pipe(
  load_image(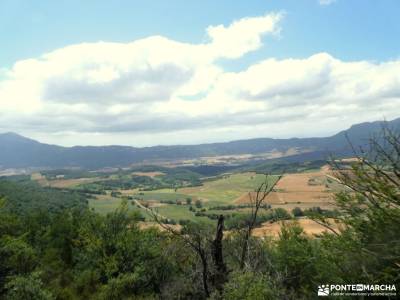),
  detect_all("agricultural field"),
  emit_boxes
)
[32,171,103,188]
[88,196,127,215]
[127,167,341,229]
[133,192,197,202]
[31,172,49,186]
[252,218,341,237]
[131,171,165,177]
[178,172,278,205]
[49,177,102,188]
[242,170,334,209]
[86,172,279,222]
[88,194,152,219]
[155,205,213,224]
[29,163,345,236]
